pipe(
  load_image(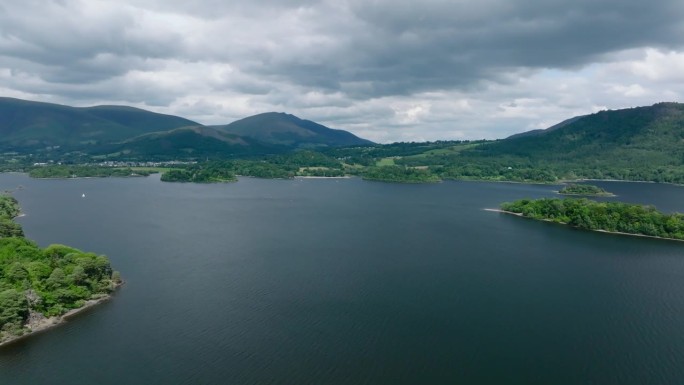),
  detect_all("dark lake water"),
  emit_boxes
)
[1,174,684,384]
